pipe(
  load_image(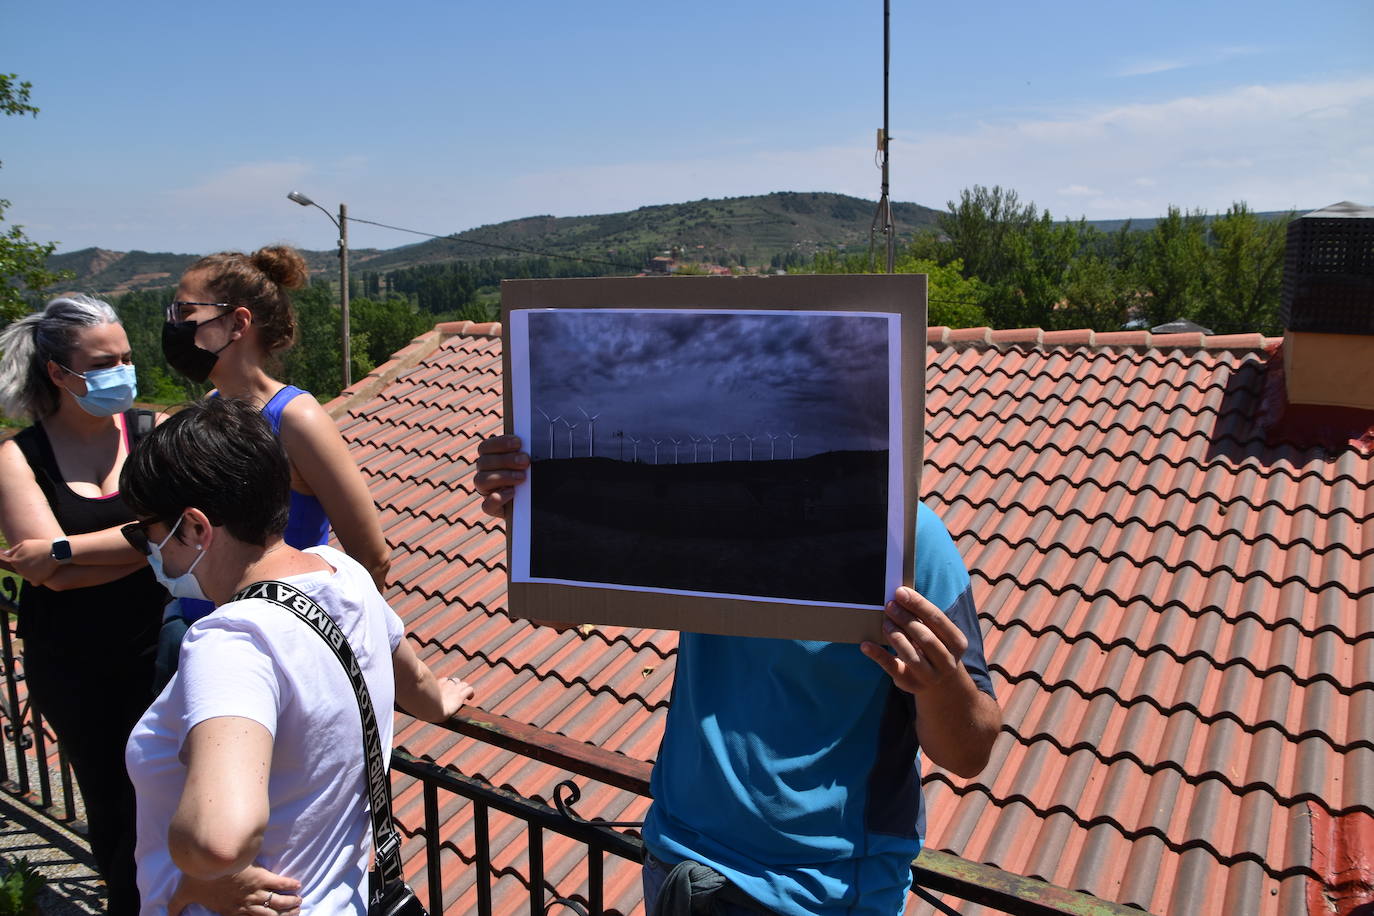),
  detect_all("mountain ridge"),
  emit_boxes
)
[45,191,1301,295]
